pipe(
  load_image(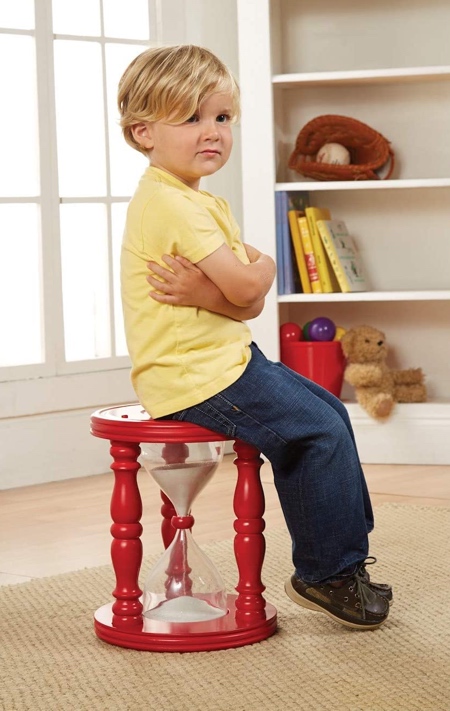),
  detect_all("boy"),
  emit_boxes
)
[118,44,392,630]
